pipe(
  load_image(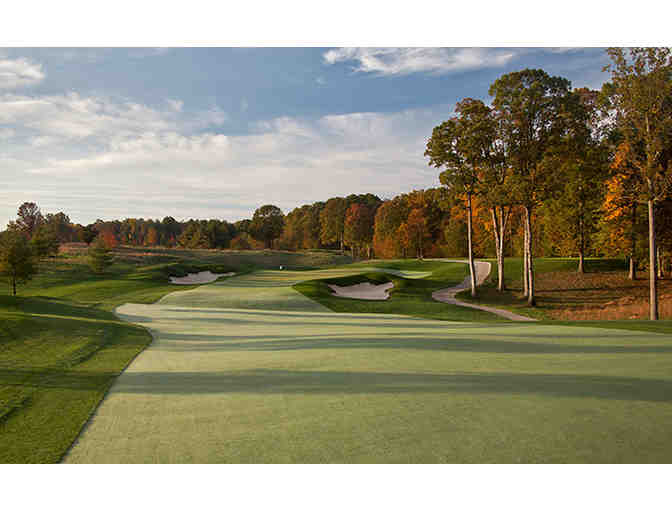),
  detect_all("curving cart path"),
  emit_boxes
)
[430,260,537,322]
